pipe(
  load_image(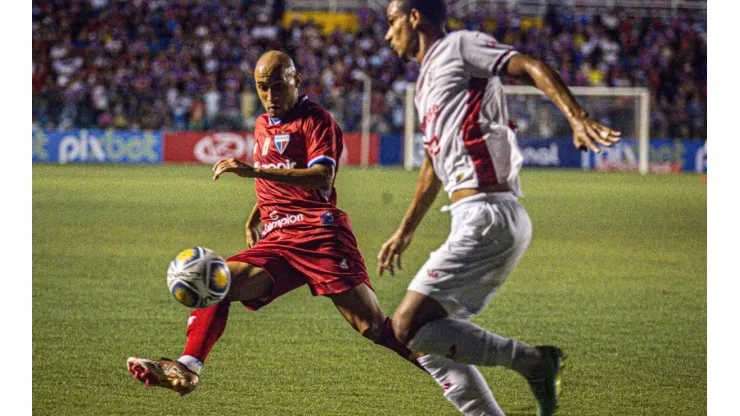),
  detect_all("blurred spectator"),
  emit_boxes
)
[31,1,706,140]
